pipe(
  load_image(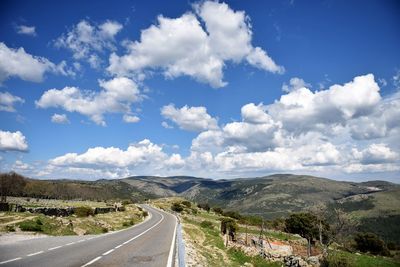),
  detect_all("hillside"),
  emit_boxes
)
[4,173,399,243]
